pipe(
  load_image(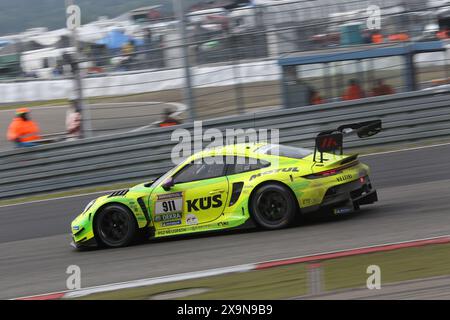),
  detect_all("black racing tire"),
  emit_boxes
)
[250,183,297,230]
[94,204,138,248]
